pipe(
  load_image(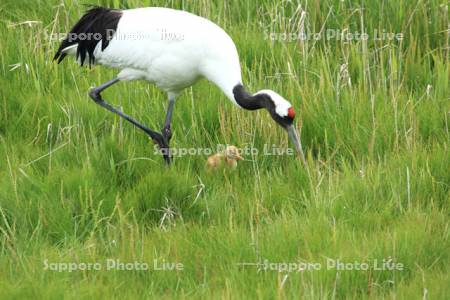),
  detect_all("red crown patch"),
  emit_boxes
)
[287,107,296,119]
